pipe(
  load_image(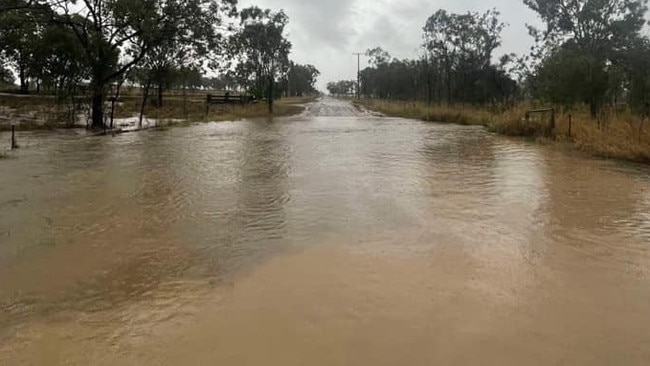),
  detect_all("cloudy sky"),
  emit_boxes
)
[239,0,543,90]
